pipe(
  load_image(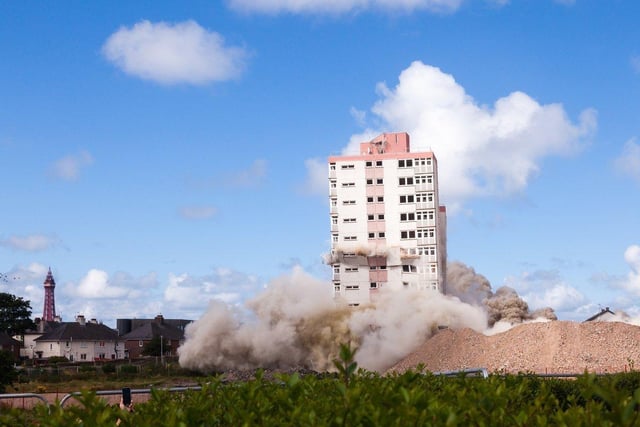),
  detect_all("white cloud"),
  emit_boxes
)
[613,138,640,184]
[188,159,268,189]
[504,268,586,313]
[522,283,586,312]
[226,159,267,187]
[228,0,463,14]
[164,269,262,315]
[631,55,640,74]
[616,245,640,296]
[75,269,129,299]
[0,234,58,252]
[350,107,367,126]
[102,20,247,85]
[49,150,93,181]
[300,158,328,195]
[179,206,218,220]
[0,263,49,314]
[347,61,596,211]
